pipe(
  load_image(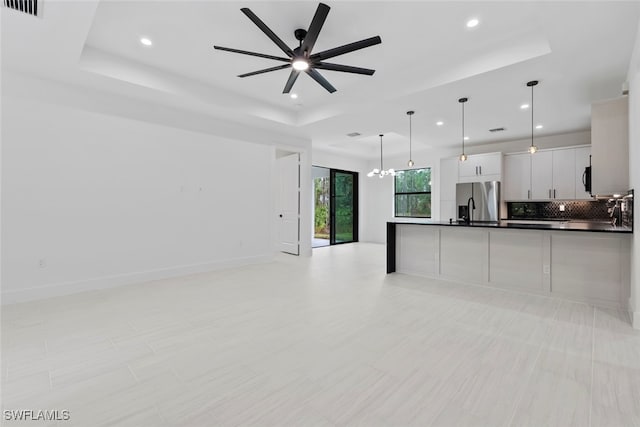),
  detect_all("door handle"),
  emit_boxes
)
[475,166,478,175]
[479,166,482,175]
[553,189,556,198]
[548,189,552,198]
[528,190,531,199]
[279,214,283,218]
